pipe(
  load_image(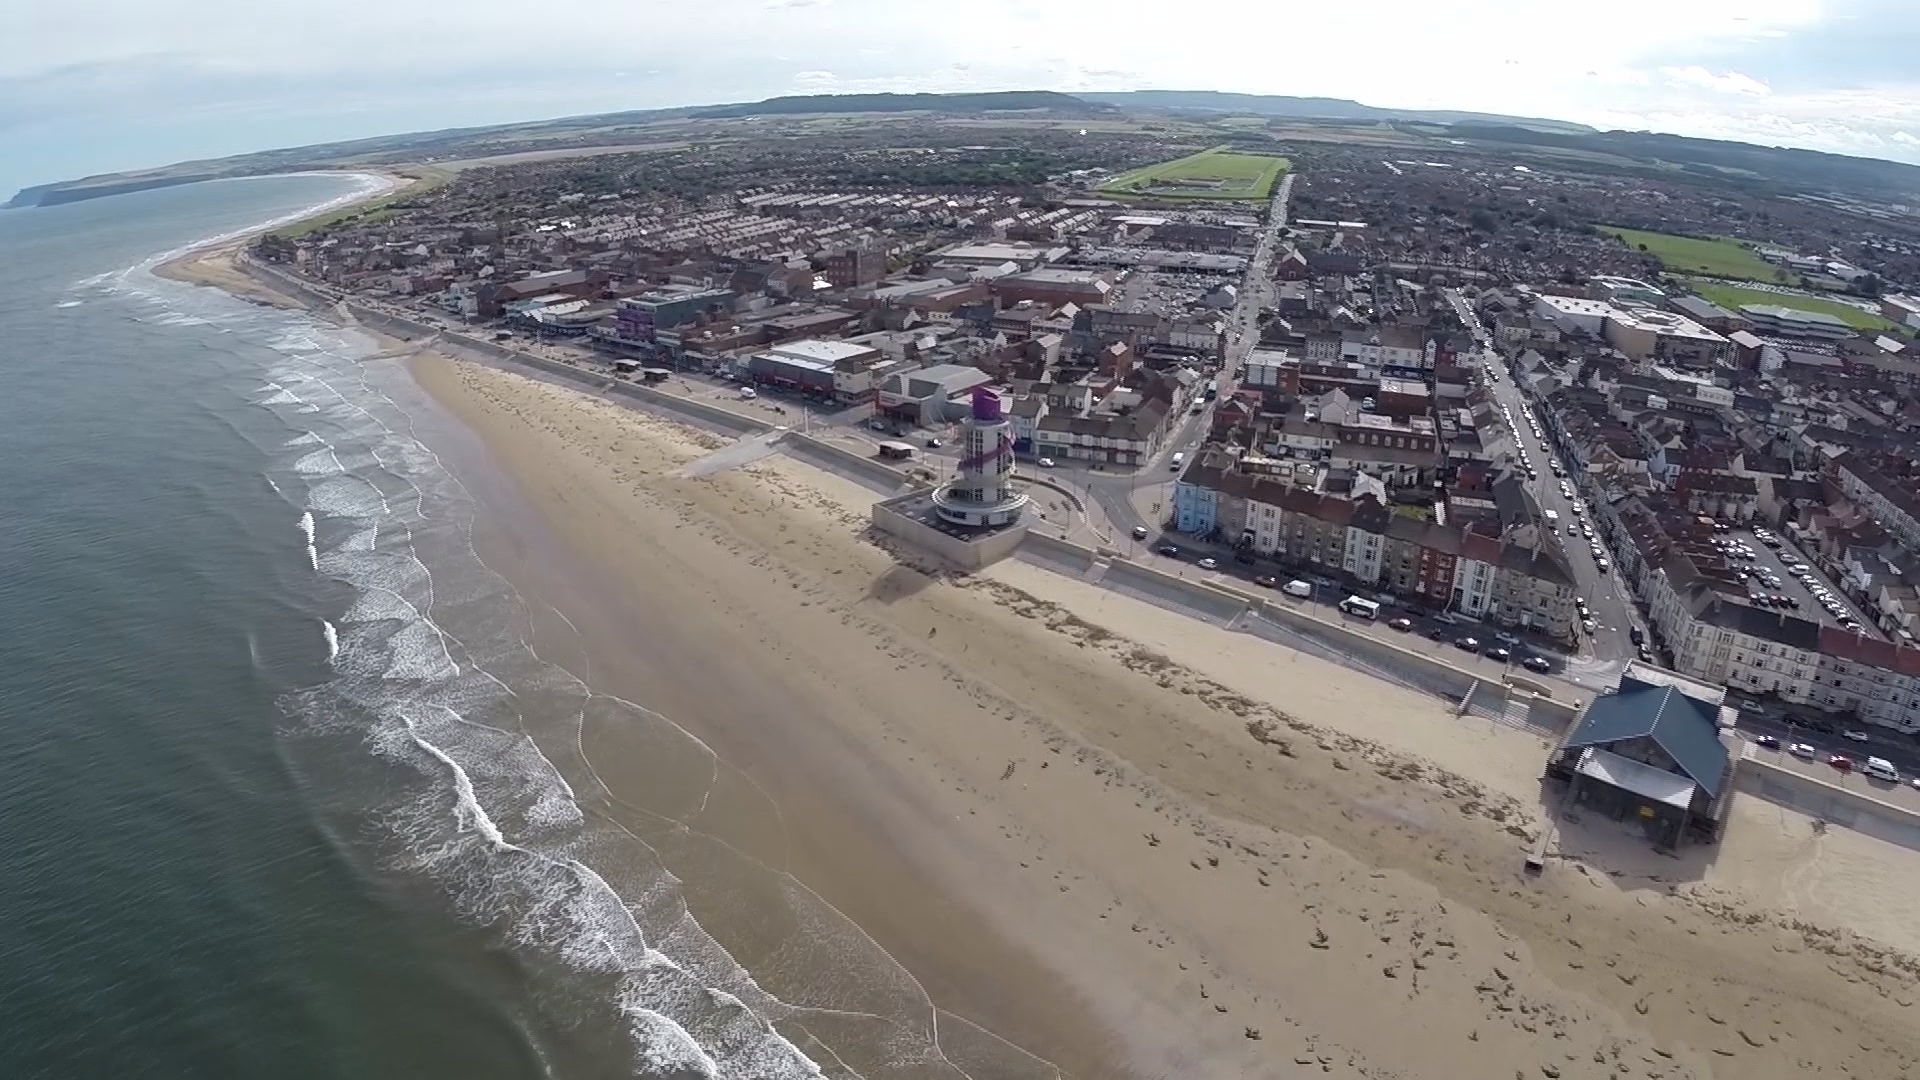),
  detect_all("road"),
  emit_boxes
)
[1444,289,1638,672]
[1075,172,1299,548]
